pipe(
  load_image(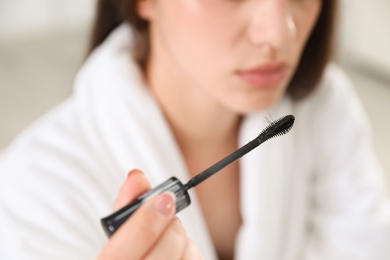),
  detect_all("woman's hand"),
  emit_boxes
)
[98,169,203,259]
